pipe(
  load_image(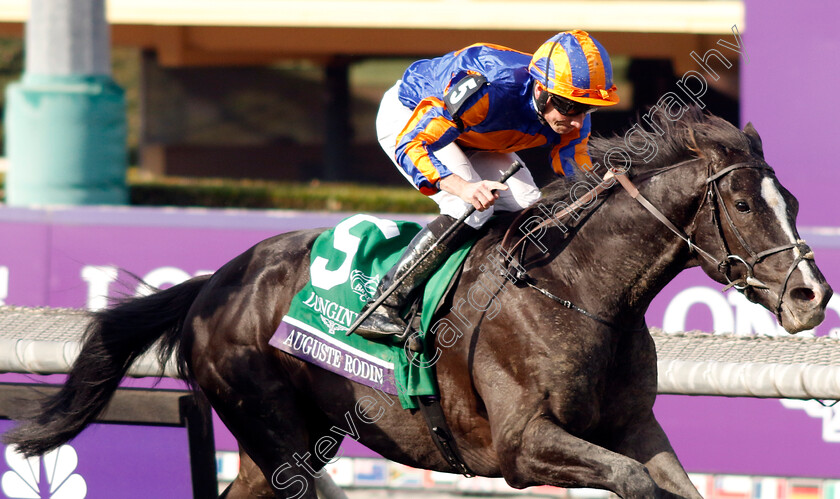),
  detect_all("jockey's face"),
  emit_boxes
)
[536,86,586,134]
[543,98,585,134]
